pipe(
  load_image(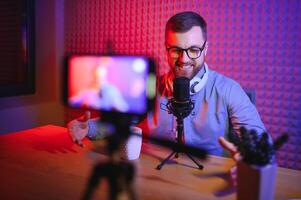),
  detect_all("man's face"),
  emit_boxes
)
[165,26,207,79]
